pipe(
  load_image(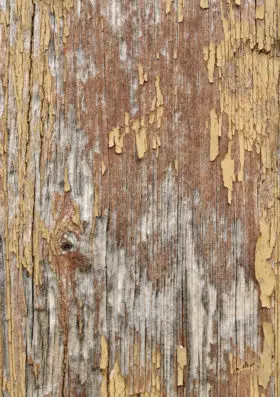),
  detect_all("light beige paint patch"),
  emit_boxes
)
[108,126,124,154]
[200,0,209,9]
[64,167,71,192]
[178,0,184,22]
[138,64,148,85]
[101,161,107,175]
[154,76,163,107]
[258,322,274,388]
[177,345,187,386]
[100,335,108,396]
[100,336,108,370]
[133,118,147,159]
[109,361,127,397]
[166,0,174,14]
[209,108,221,161]
[221,143,235,204]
